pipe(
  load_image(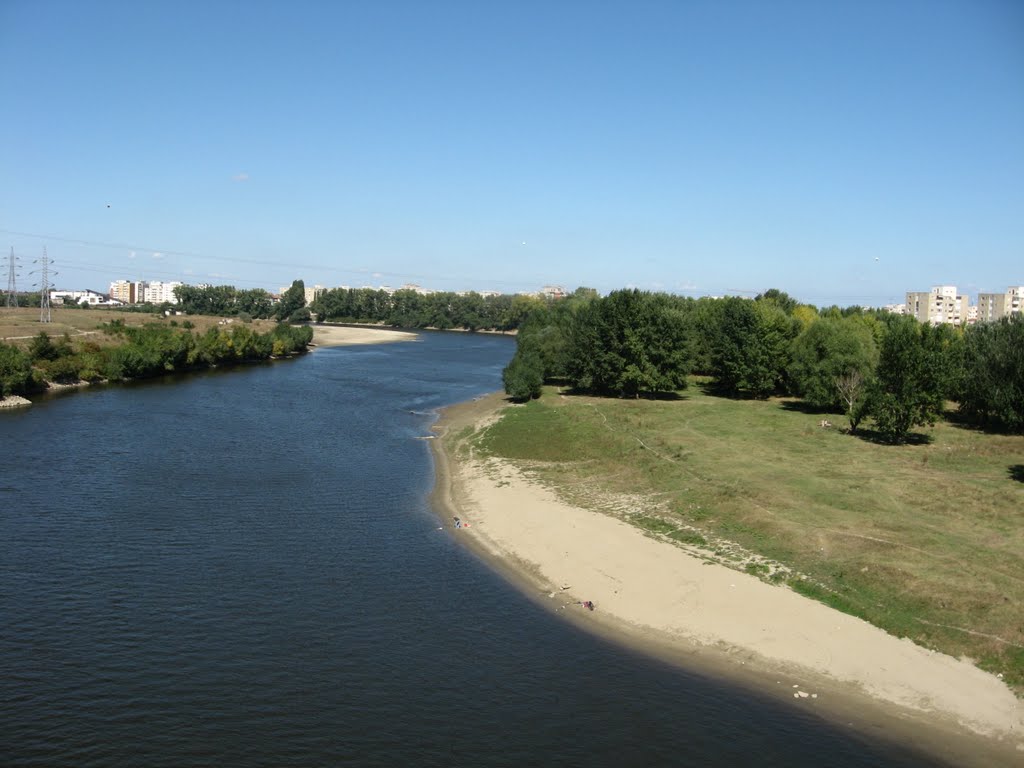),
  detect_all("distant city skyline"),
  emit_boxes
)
[1,2,1021,307]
